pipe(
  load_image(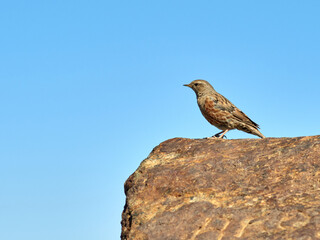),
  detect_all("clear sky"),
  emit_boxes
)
[1,1,320,239]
